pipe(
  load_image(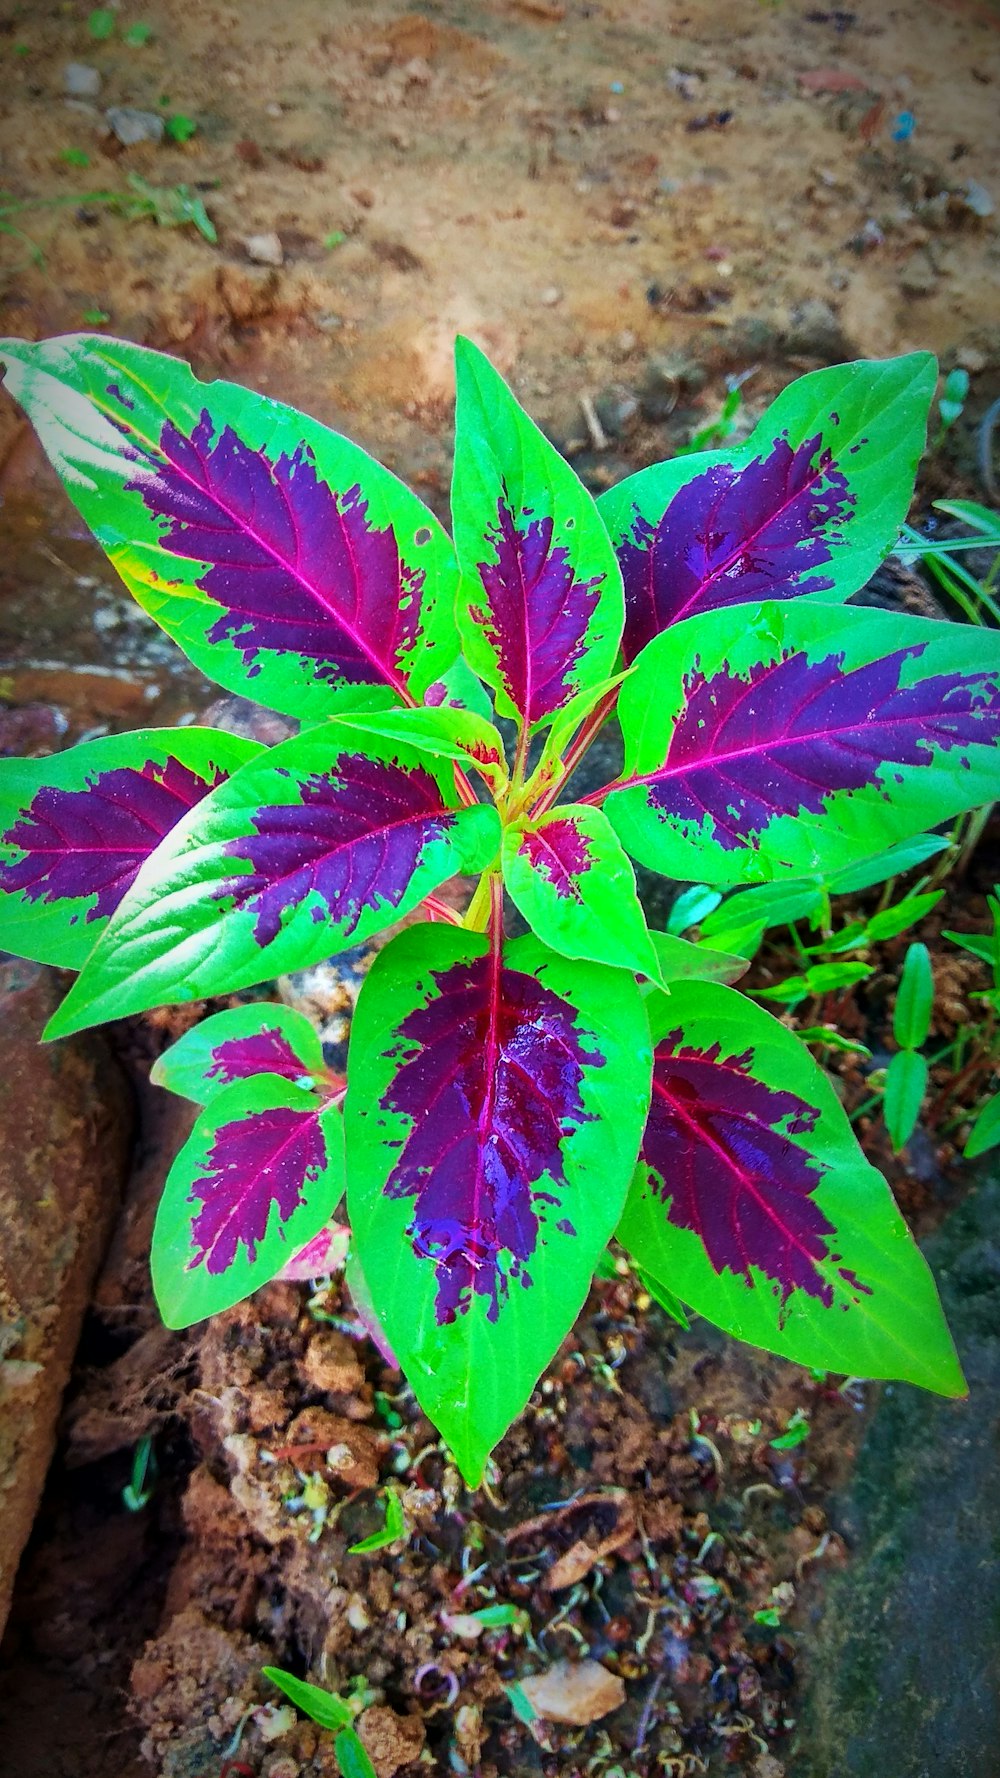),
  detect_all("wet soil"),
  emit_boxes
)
[1,2,1000,1775]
